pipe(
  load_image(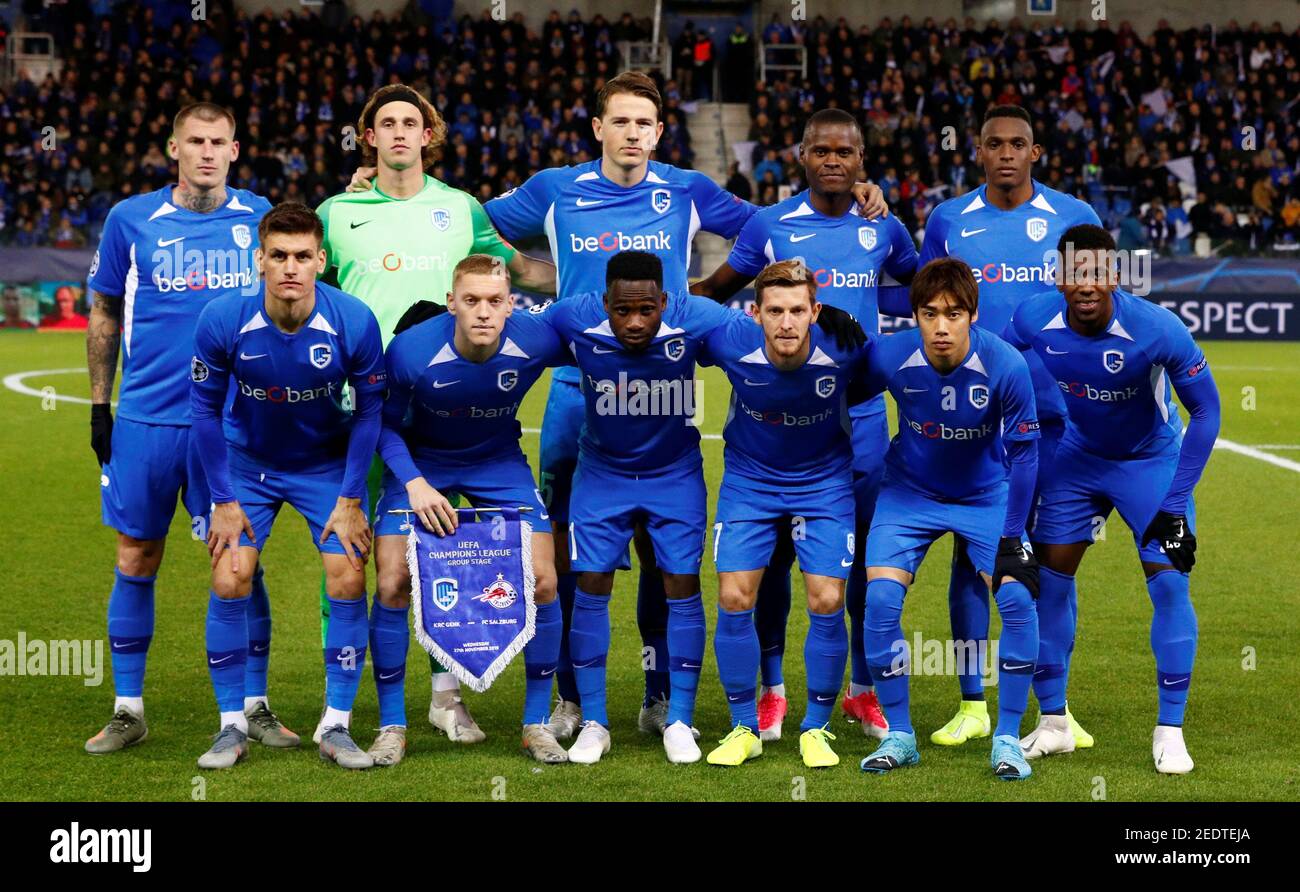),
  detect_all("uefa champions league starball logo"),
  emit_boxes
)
[474,573,518,609]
